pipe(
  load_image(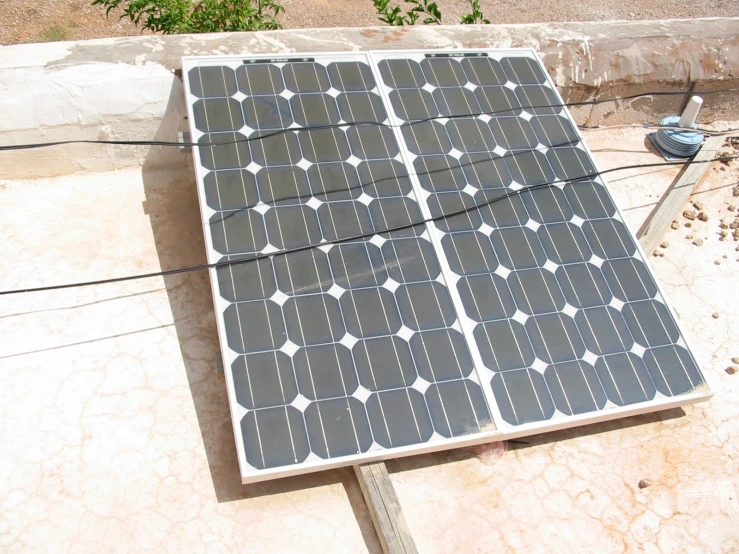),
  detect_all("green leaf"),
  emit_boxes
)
[372,0,446,27]
[460,0,490,24]
[427,2,441,20]
[90,0,283,33]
